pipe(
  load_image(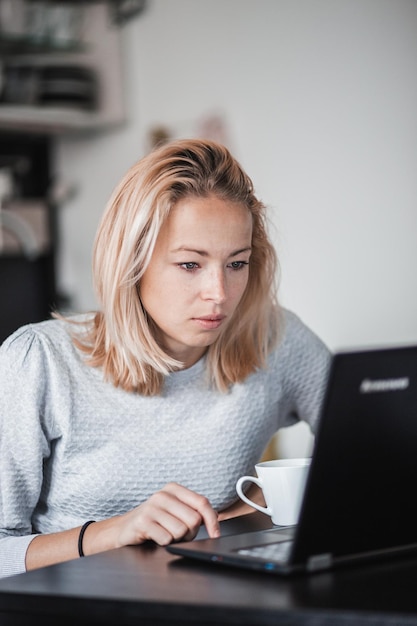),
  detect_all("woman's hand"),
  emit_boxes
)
[115,482,221,547]
[26,483,220,572]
